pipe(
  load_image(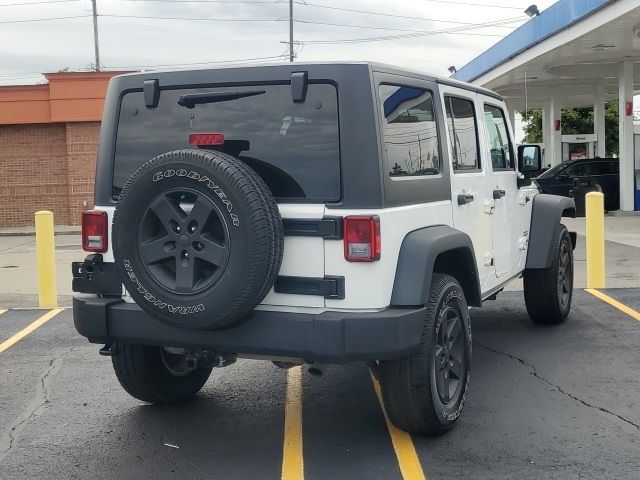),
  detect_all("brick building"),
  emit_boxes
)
[0,72,129,227]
